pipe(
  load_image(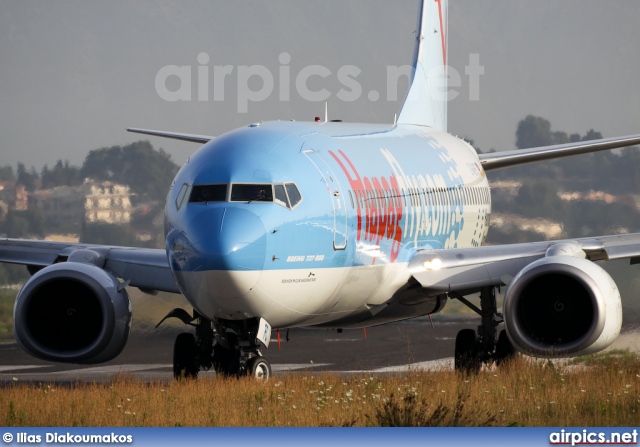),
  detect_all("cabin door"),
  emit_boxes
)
[303,149,348,250]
